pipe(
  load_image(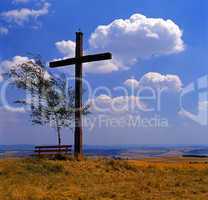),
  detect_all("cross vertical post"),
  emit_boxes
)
[49,32,112,160]
[74,32,83,160]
